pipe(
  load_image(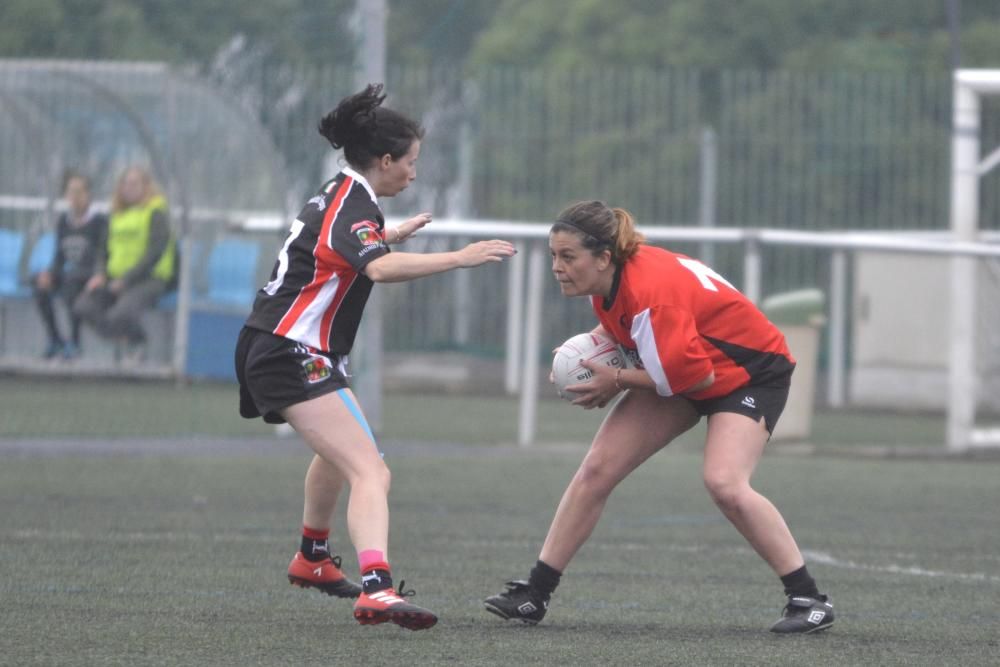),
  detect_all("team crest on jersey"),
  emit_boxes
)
[351,220,382,246]
[301,355,332,384]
